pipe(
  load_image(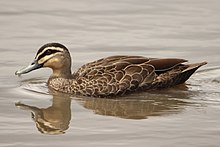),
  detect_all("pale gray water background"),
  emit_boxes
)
[0,0,220,146]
